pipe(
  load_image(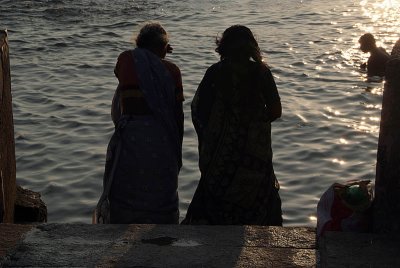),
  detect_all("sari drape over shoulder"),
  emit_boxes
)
[97,48,182,224]
[183,60,282,225]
